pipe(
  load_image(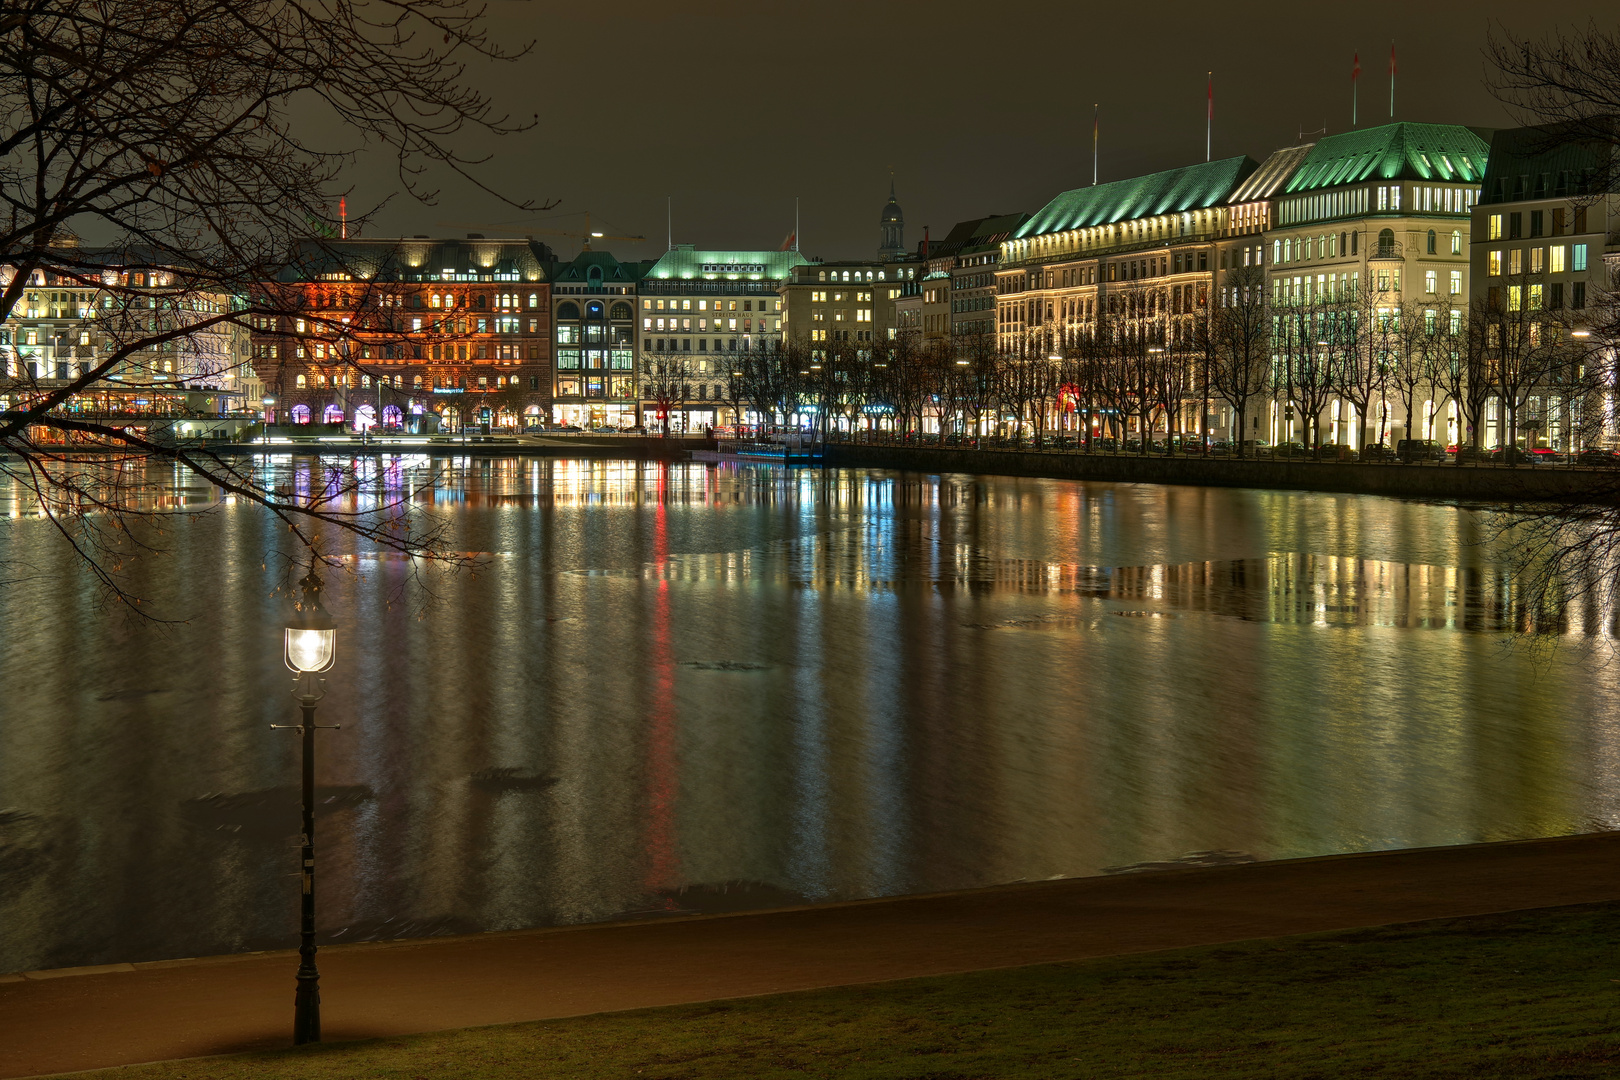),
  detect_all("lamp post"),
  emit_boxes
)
[272,563,338,1045]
